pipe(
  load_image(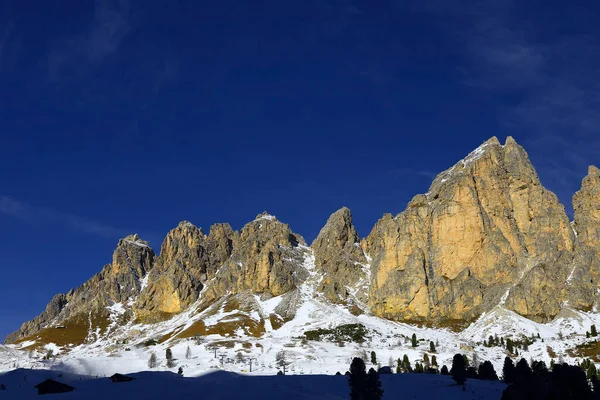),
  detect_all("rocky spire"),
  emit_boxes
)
[311,207,368,303]
[134,221,209,321]
[200,213,310,308]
